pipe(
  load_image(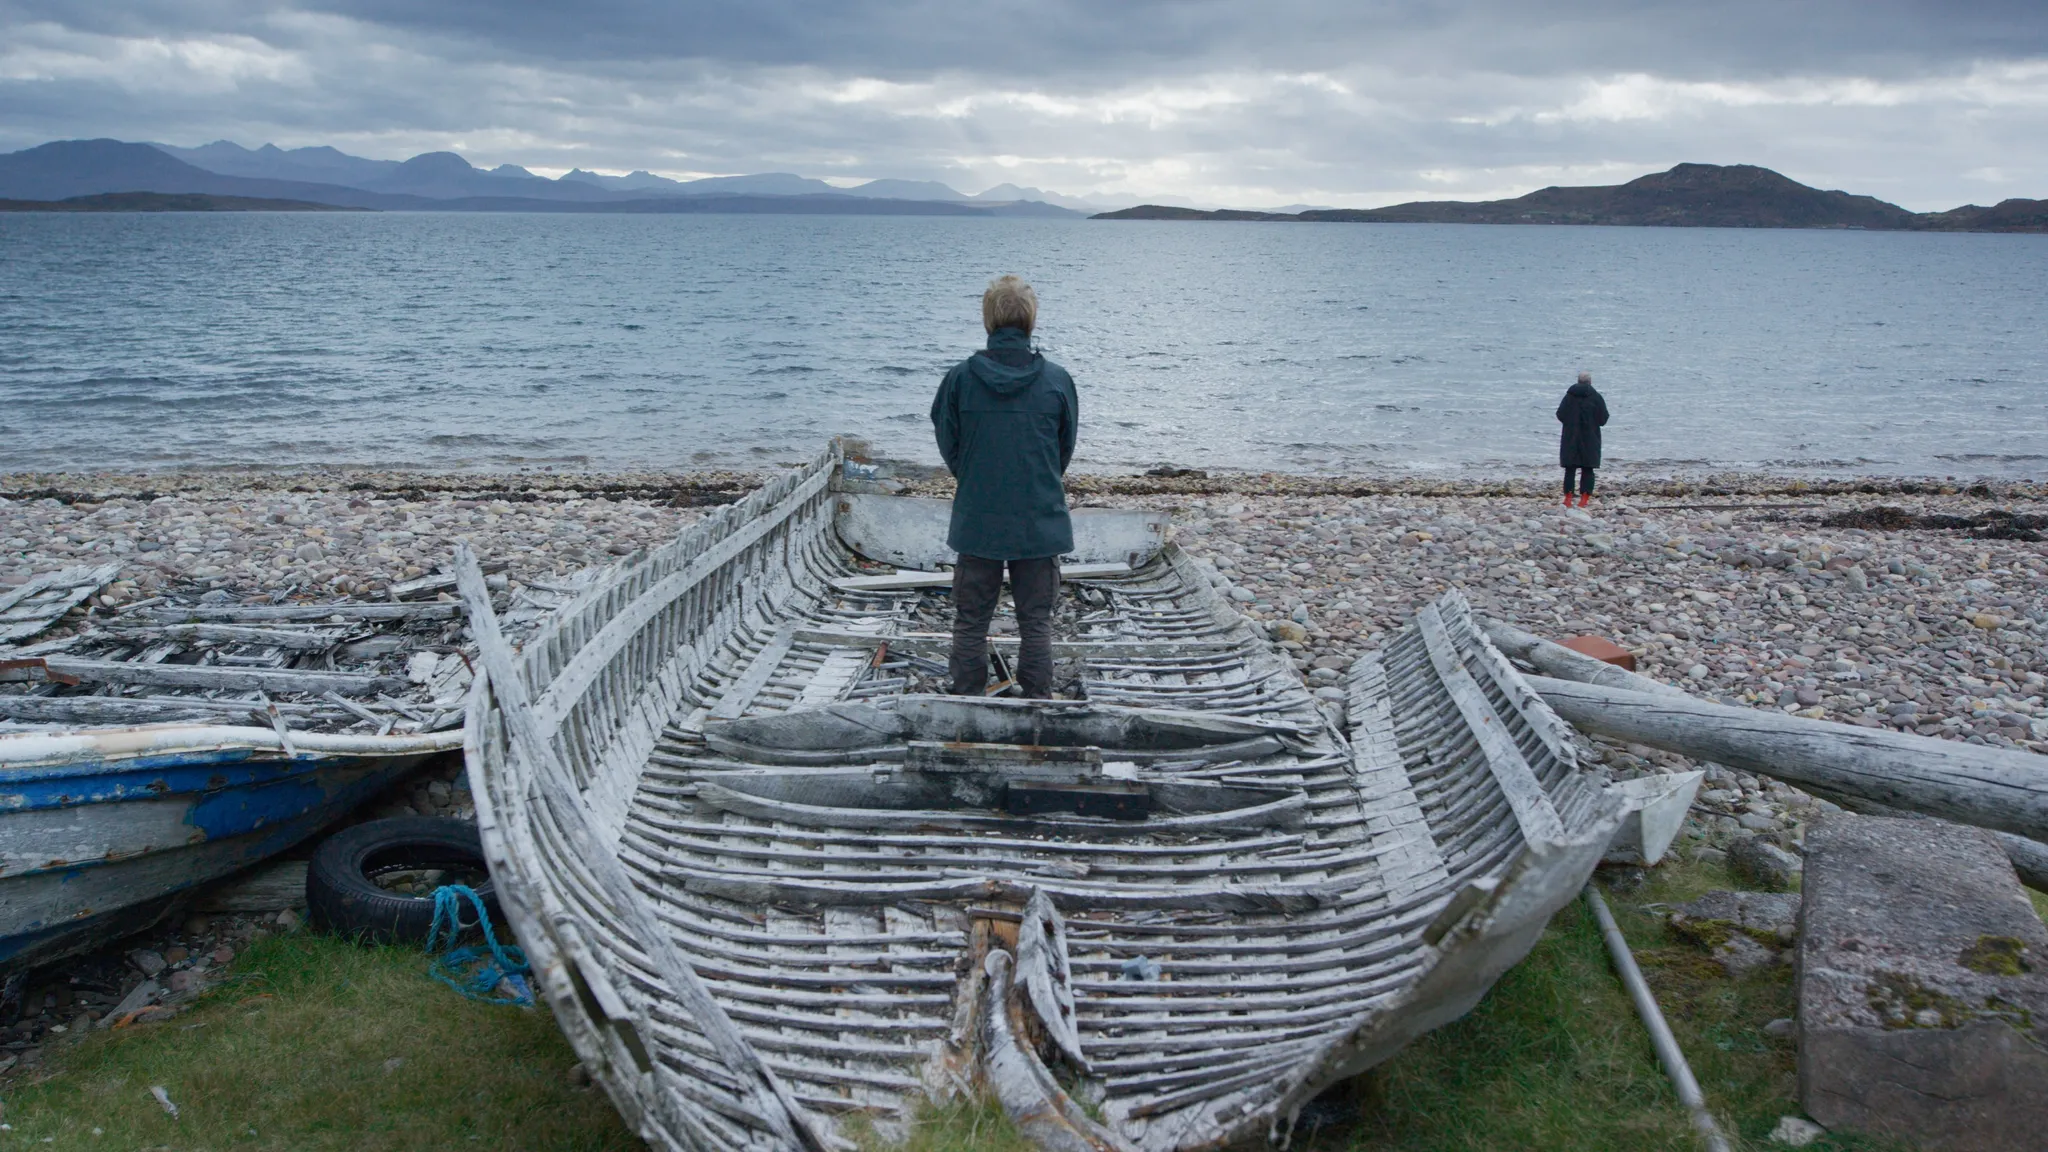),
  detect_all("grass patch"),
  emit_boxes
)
[0,932,635,1152]
[5,854,1944,1151]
